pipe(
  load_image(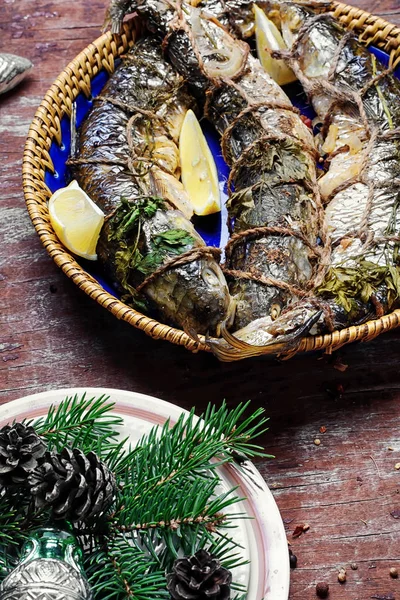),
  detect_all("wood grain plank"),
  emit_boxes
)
[2,0,400,598]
